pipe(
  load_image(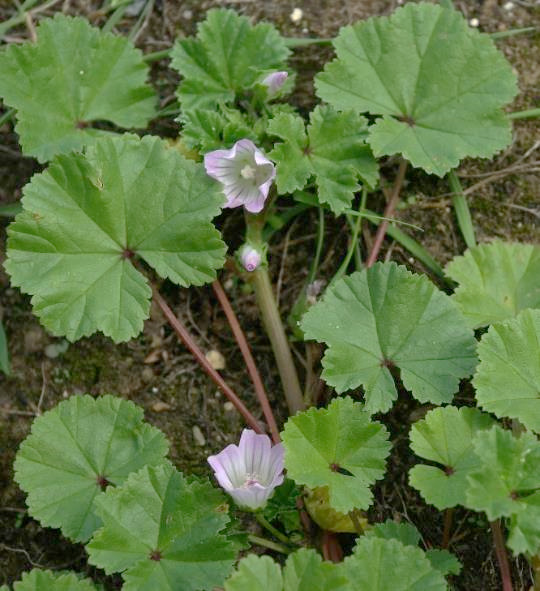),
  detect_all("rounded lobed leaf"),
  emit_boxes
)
[467,425,540,554]
[366,520,421,547]
[268,106,378,214]
[224,555,282,591]
[171,8,290,111]
[300,262,478,413]
[365,521,461,576]
[5,134,226,343]
[409,406,494,509]
[467,426,540,554]
[3,570,98,591]
[282,548,349,591]
[315,3,517,176]
[14,395,168,542]
[343,537,447,590]
[87,463,239,591]
[473,309,540,433]
[282,396,391,513]
[445,241,540,329]
[0,14,156,162]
